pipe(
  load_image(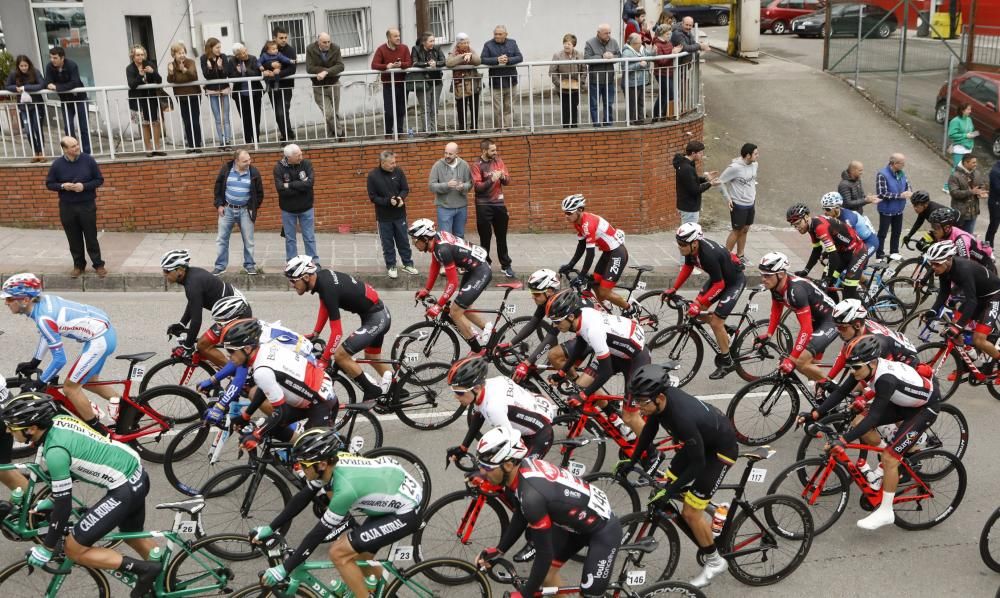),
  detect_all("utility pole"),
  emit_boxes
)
[416,0,430,37]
